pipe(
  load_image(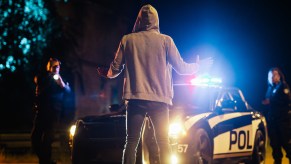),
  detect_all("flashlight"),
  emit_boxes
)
[53,74,59,80]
